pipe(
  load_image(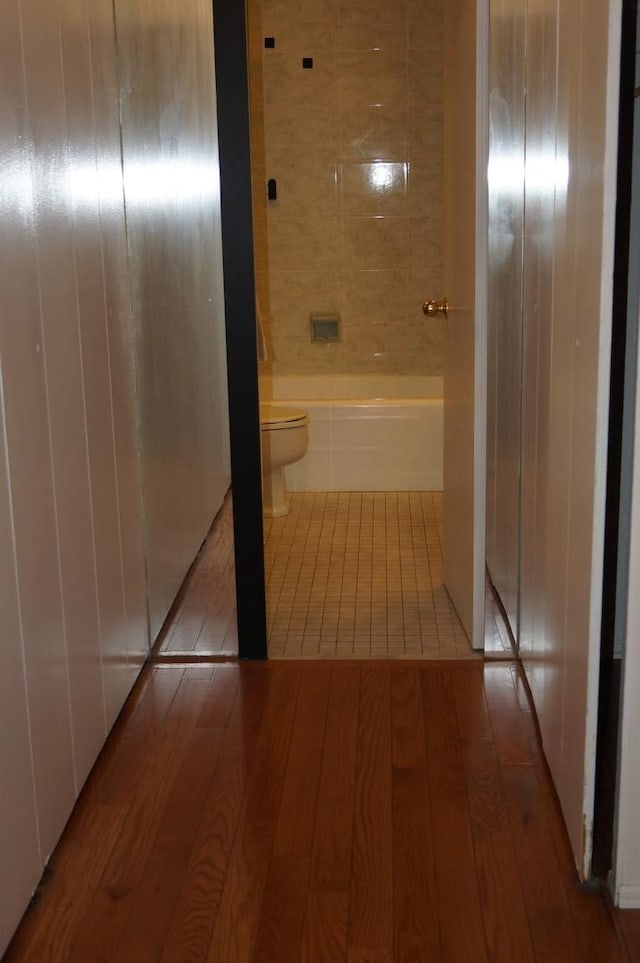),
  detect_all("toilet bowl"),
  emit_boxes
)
[259,404,309,517]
